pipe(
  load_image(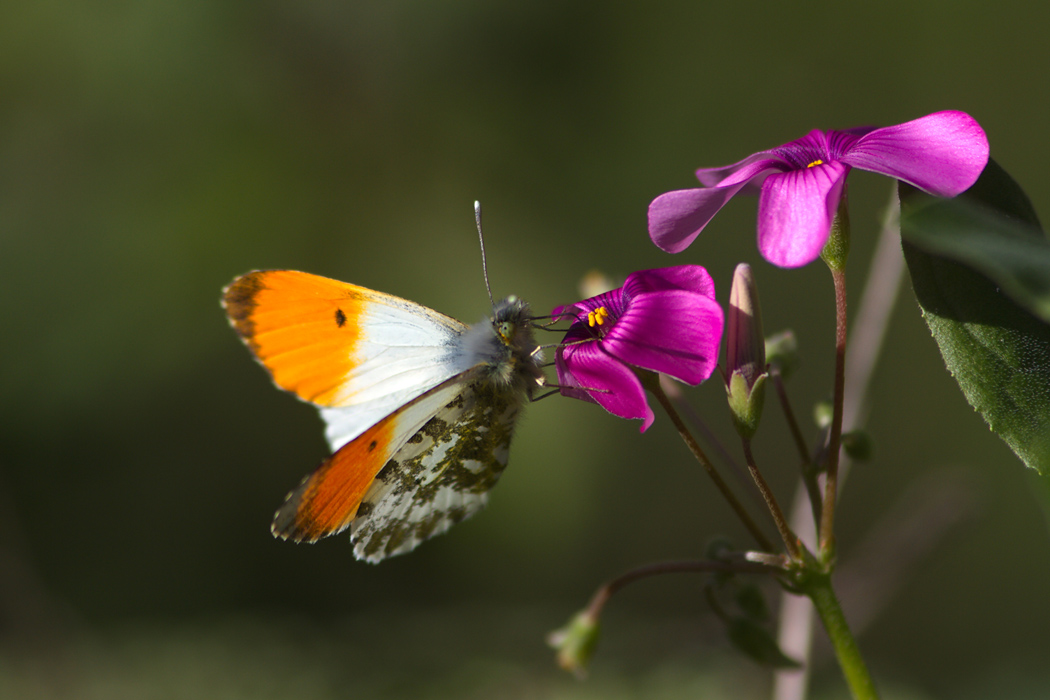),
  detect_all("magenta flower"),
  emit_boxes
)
[554,266,724,431]
[649,110,989,268]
